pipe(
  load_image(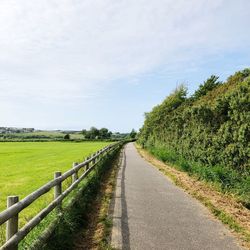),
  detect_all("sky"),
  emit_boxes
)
[0,0,249,132]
